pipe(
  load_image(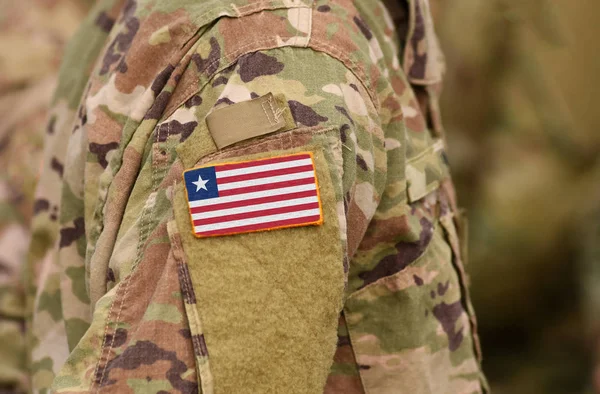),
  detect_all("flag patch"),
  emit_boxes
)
[183,152,323,237]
